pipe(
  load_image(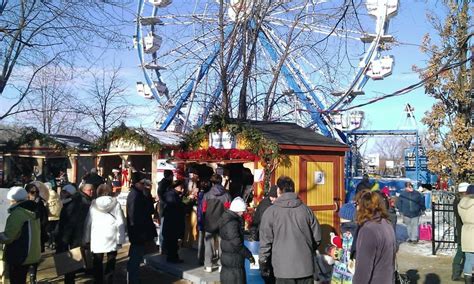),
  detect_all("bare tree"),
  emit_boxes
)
[76,66,129,139]
[0,0,130,120]
[373,137,410,175]
[20,63,75,134]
